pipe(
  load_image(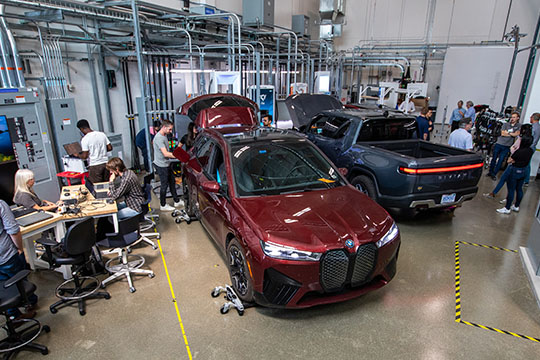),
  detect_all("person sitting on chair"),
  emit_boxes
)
[106,157,145,220]
[13,169,61,211]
